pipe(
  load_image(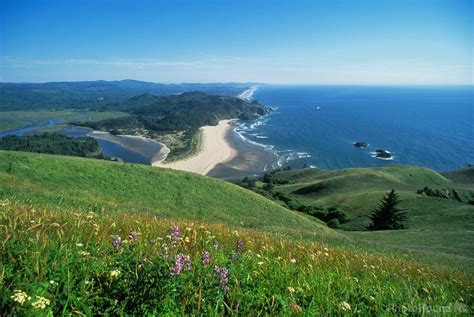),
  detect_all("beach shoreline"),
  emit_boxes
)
[238,85,258,100]
[152,119,238,175]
